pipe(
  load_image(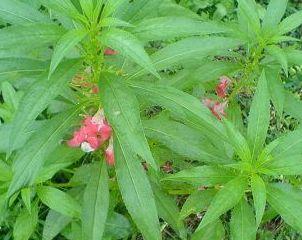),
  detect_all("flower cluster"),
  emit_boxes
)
[104,48,118,56]
[203,76,230,120]
[67,110,115,165]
